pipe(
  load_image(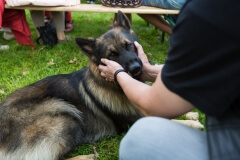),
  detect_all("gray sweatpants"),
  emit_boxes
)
[120,117,208,160]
